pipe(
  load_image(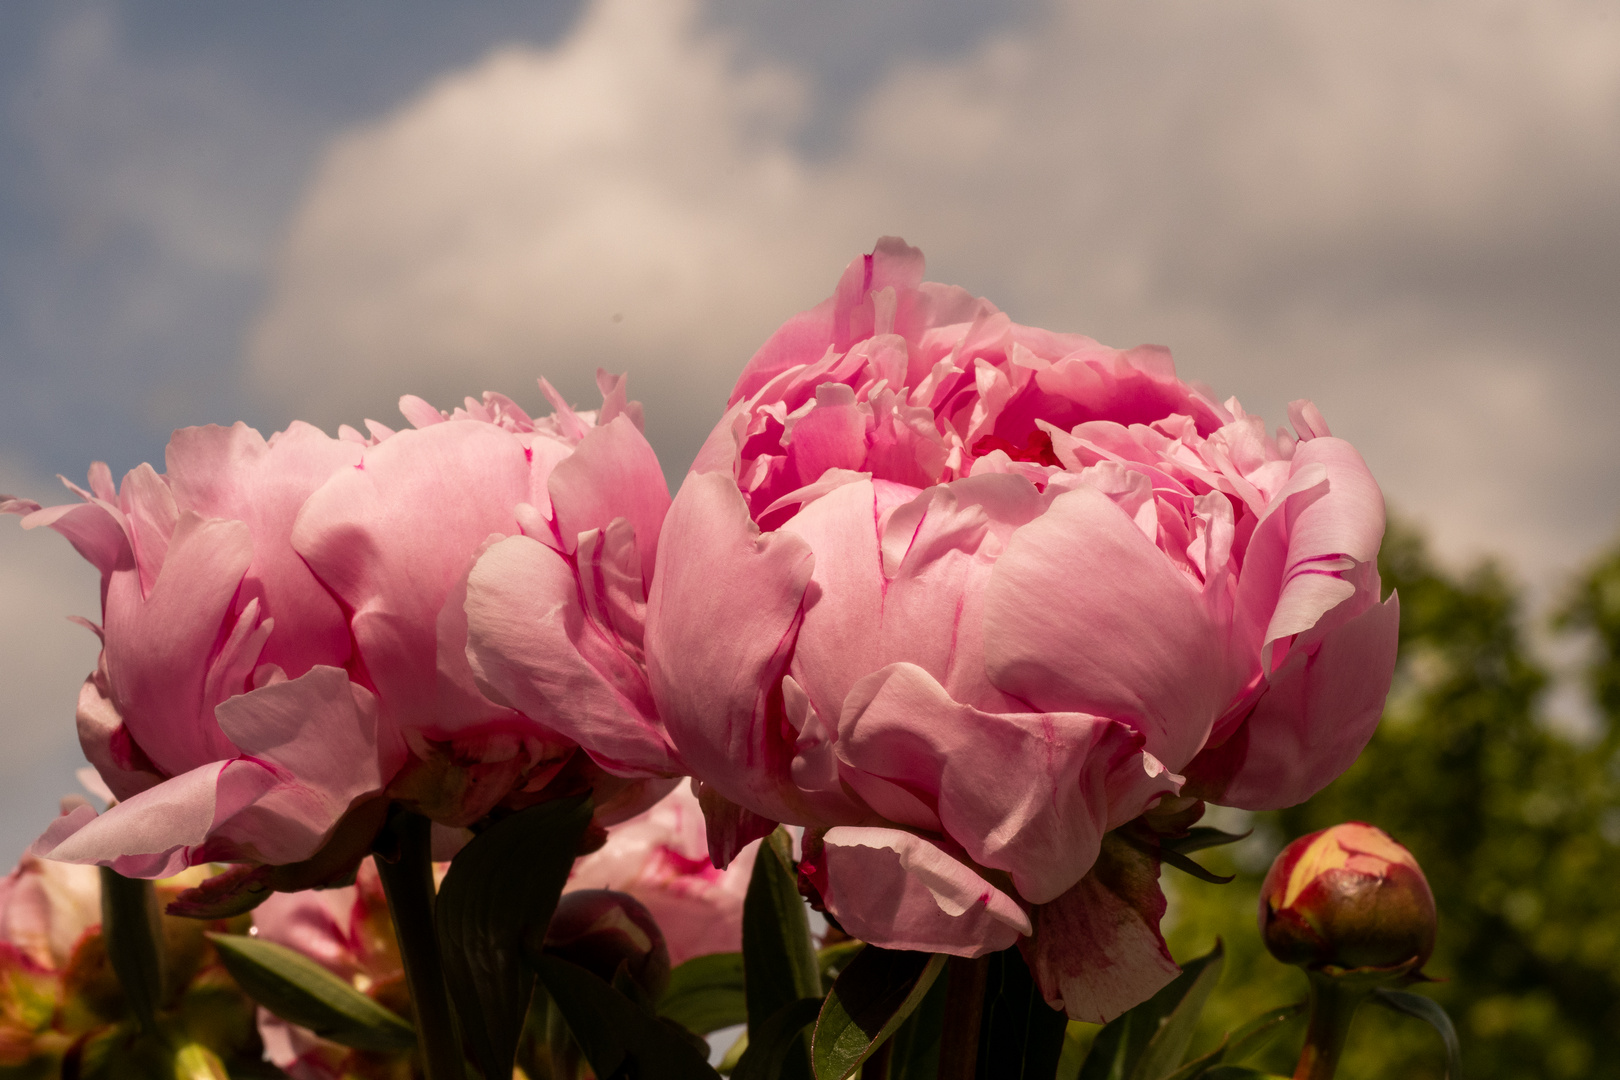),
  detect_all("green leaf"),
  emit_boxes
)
[1158,828,1252,857]
[1079,942,1225,1080]
[817,939,866,989]
[810,948,945,1080]
[1116,832,1233,885]
[743,828,819,1080]
[1198,1070,1291,1080]
[1371,989,1462,1079]
[535,953,721,1080]
[976,945,1071,1080]
[733,998,823,1080]
[99,867,164,1034]
[435,795,591,1080]
[1128,940,1225,1080]
[1163,1004,1303,1080]
[886,967,949,1080]
[206,933,415,1052]
[661,952,749,1034]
